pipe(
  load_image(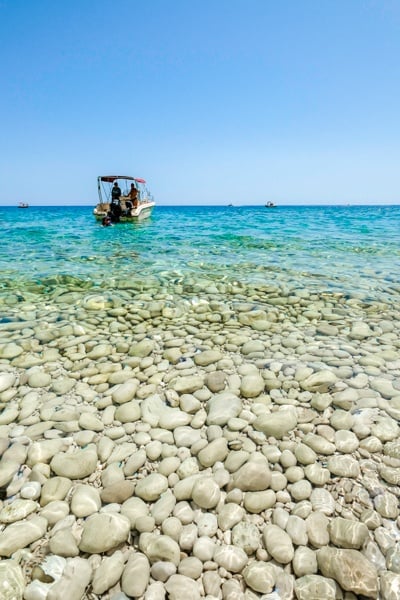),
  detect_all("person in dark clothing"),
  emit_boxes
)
[110,181,122,222]
[111,182,121,202]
